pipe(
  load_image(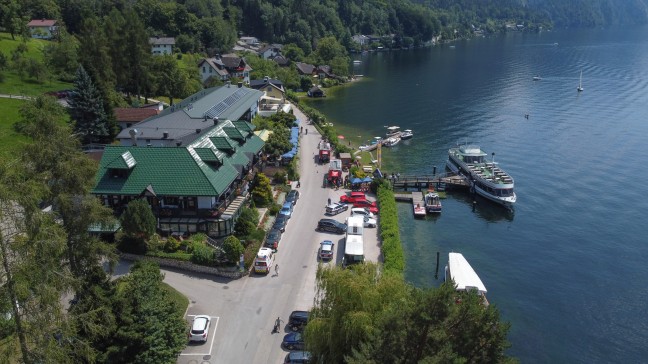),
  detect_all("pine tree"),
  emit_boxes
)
[68,65,109,144]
